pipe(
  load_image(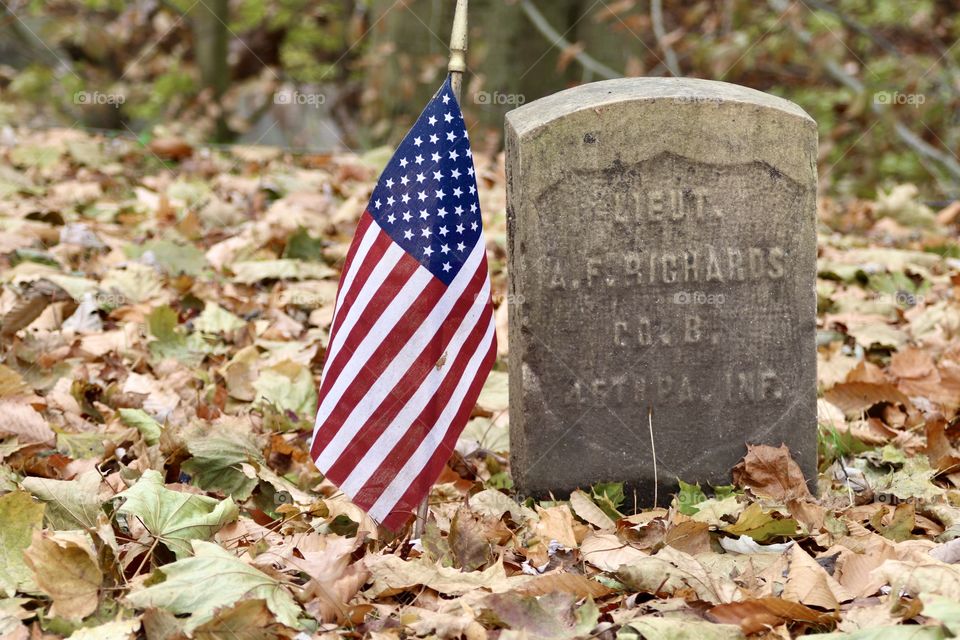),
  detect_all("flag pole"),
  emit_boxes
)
[413,0,468,540]
[448,0,468,102]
